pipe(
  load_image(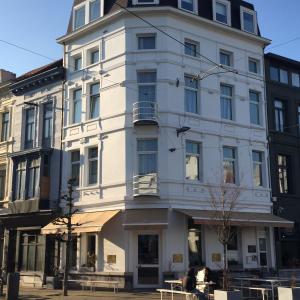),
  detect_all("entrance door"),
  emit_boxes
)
[136,234,160,288]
